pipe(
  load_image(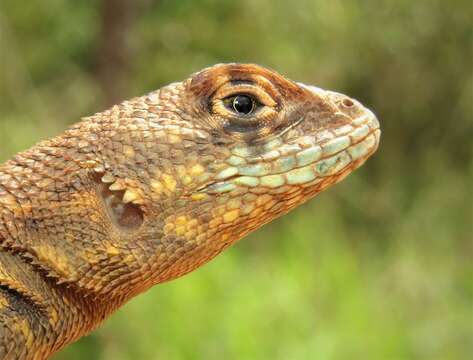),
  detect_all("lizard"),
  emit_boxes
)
[0,63,380,359]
